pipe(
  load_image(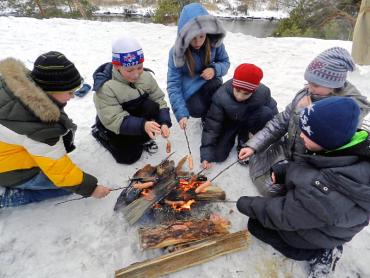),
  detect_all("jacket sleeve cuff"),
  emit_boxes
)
[157,108,172,127]
[70,173,98,197]
[236,196,255,217]
[119,116,146,135]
